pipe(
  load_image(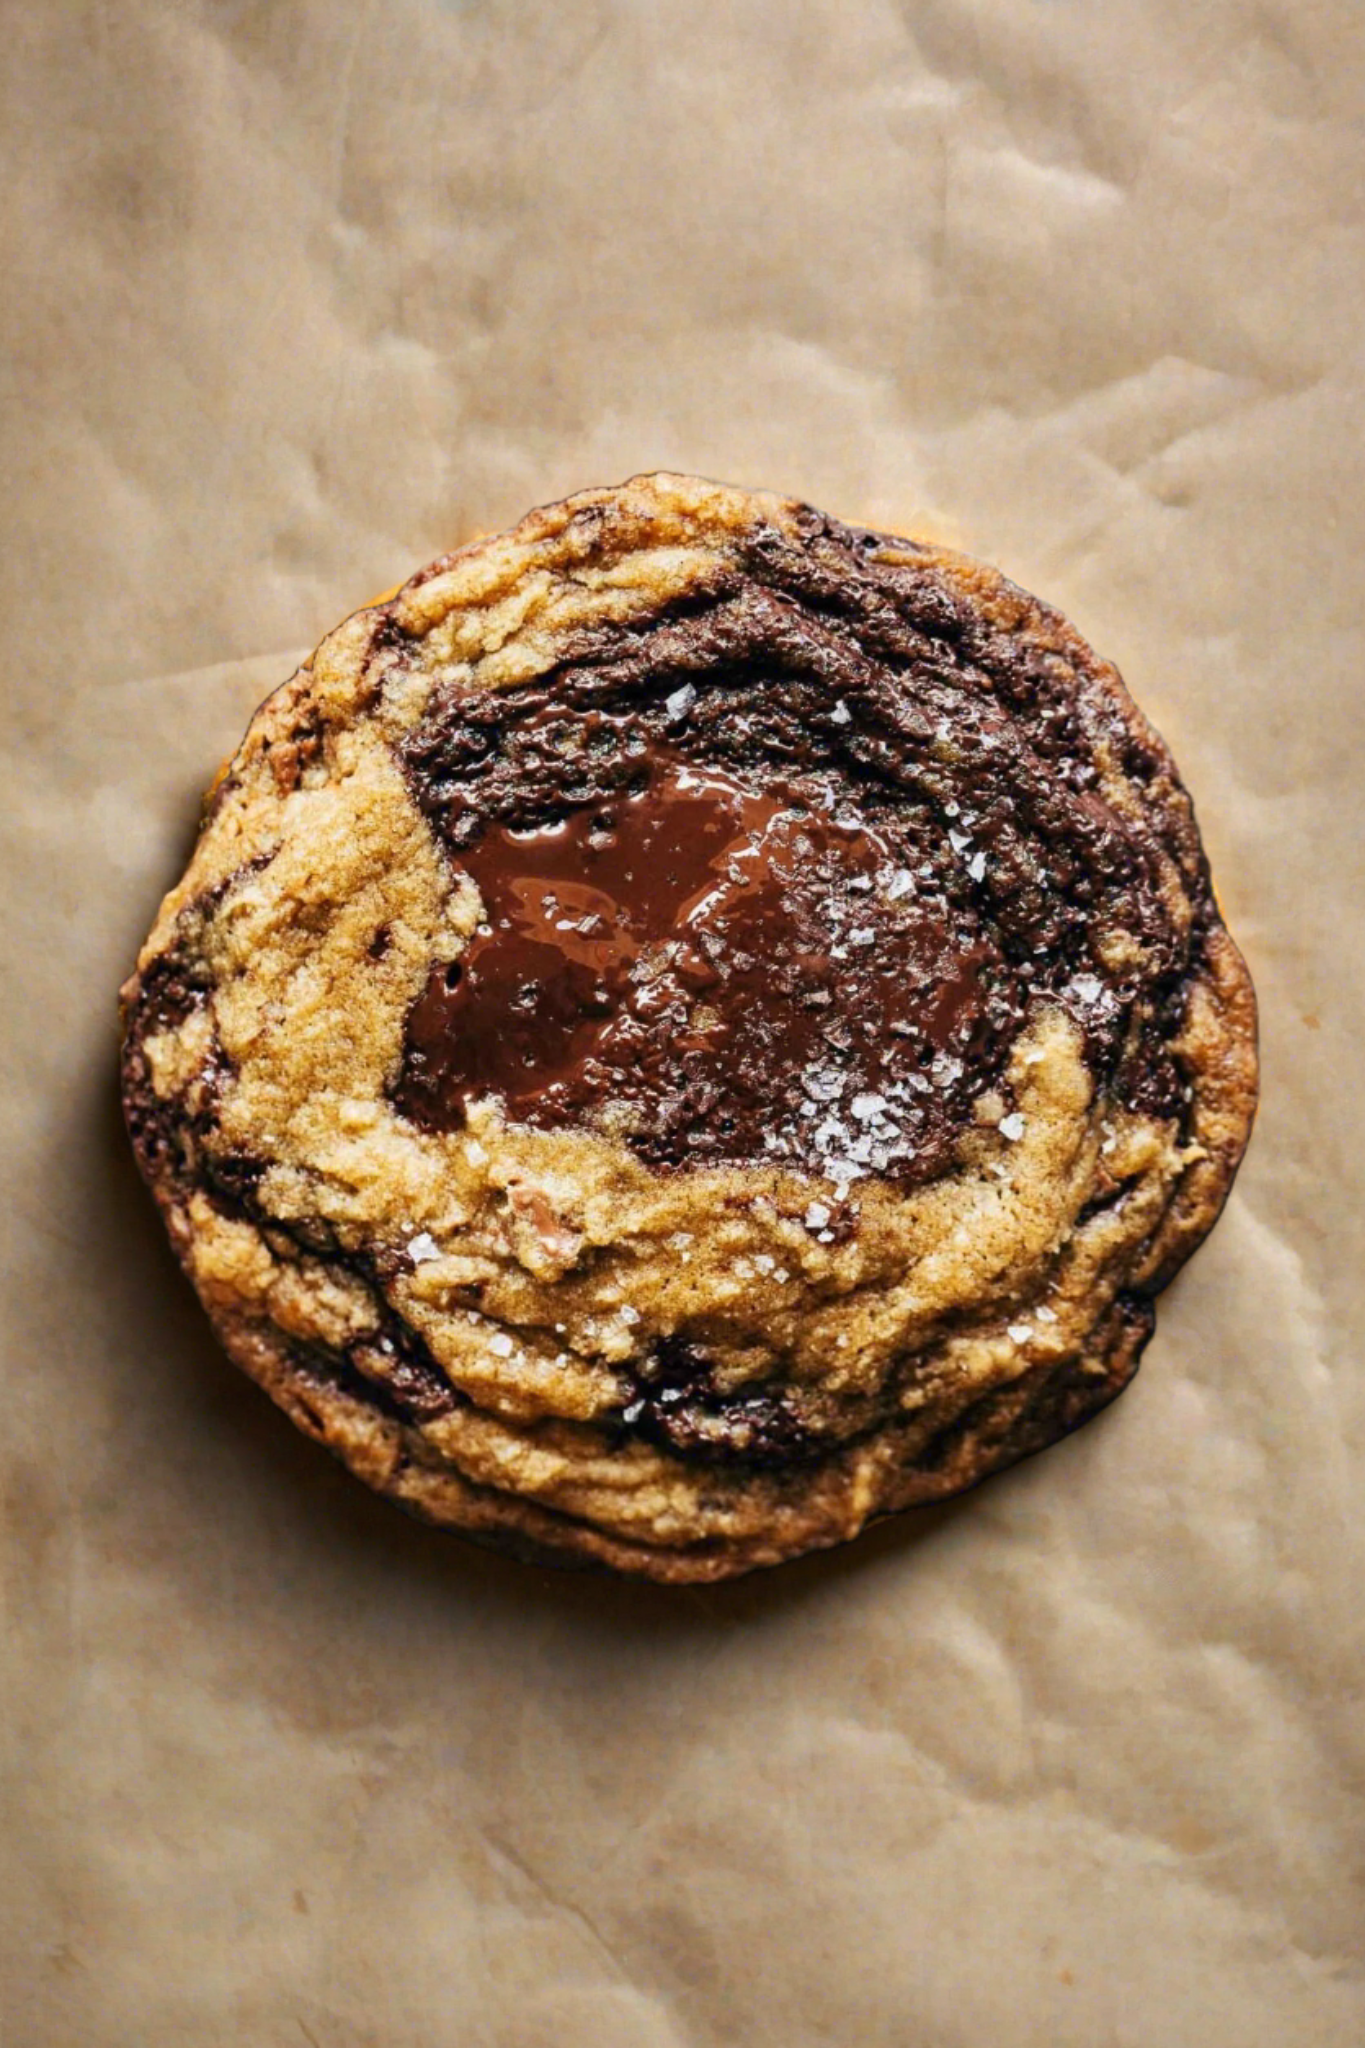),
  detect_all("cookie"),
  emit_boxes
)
[121,474,1258,1582]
